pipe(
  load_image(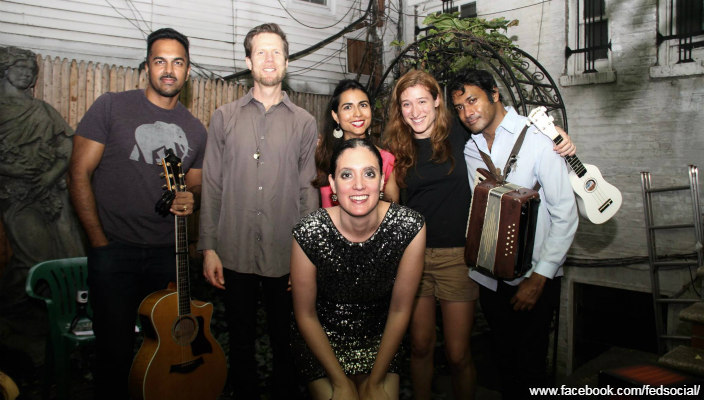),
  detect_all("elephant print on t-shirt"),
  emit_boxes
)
[130,121,190,164]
